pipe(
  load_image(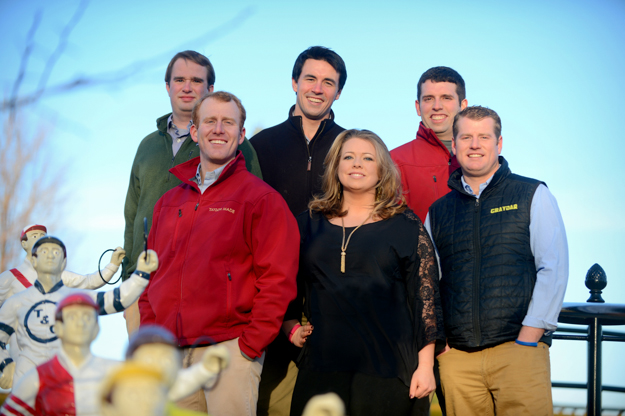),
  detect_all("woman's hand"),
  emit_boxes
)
[409,363,435,399]
[290,323,313,347]
[410,341,435,399]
